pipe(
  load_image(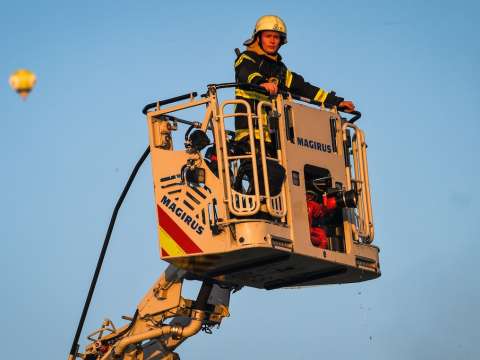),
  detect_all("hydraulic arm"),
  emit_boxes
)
[74,265,230,360]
